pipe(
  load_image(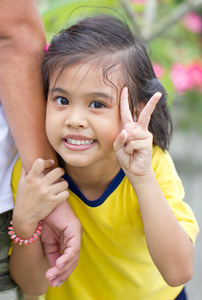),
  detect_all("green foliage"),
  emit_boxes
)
[40,0,202,133]
[40,0,122,42]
